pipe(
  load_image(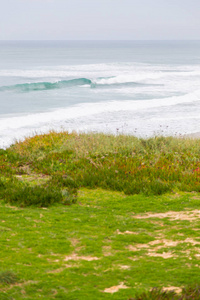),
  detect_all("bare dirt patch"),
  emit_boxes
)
[128,244,176,259]
[64,253,99,262]
[162,286,182,294]
[133,210,200,221]
[183,238,200,246]
[47,265,73,273]
[128,244,149,251]
[147,251,175,259]
[148,239,179,247]
[119,265,131,270]
[128,256,139,261]
[116,229,138,235]
[104,282,128,294]
[127,237,200,258]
